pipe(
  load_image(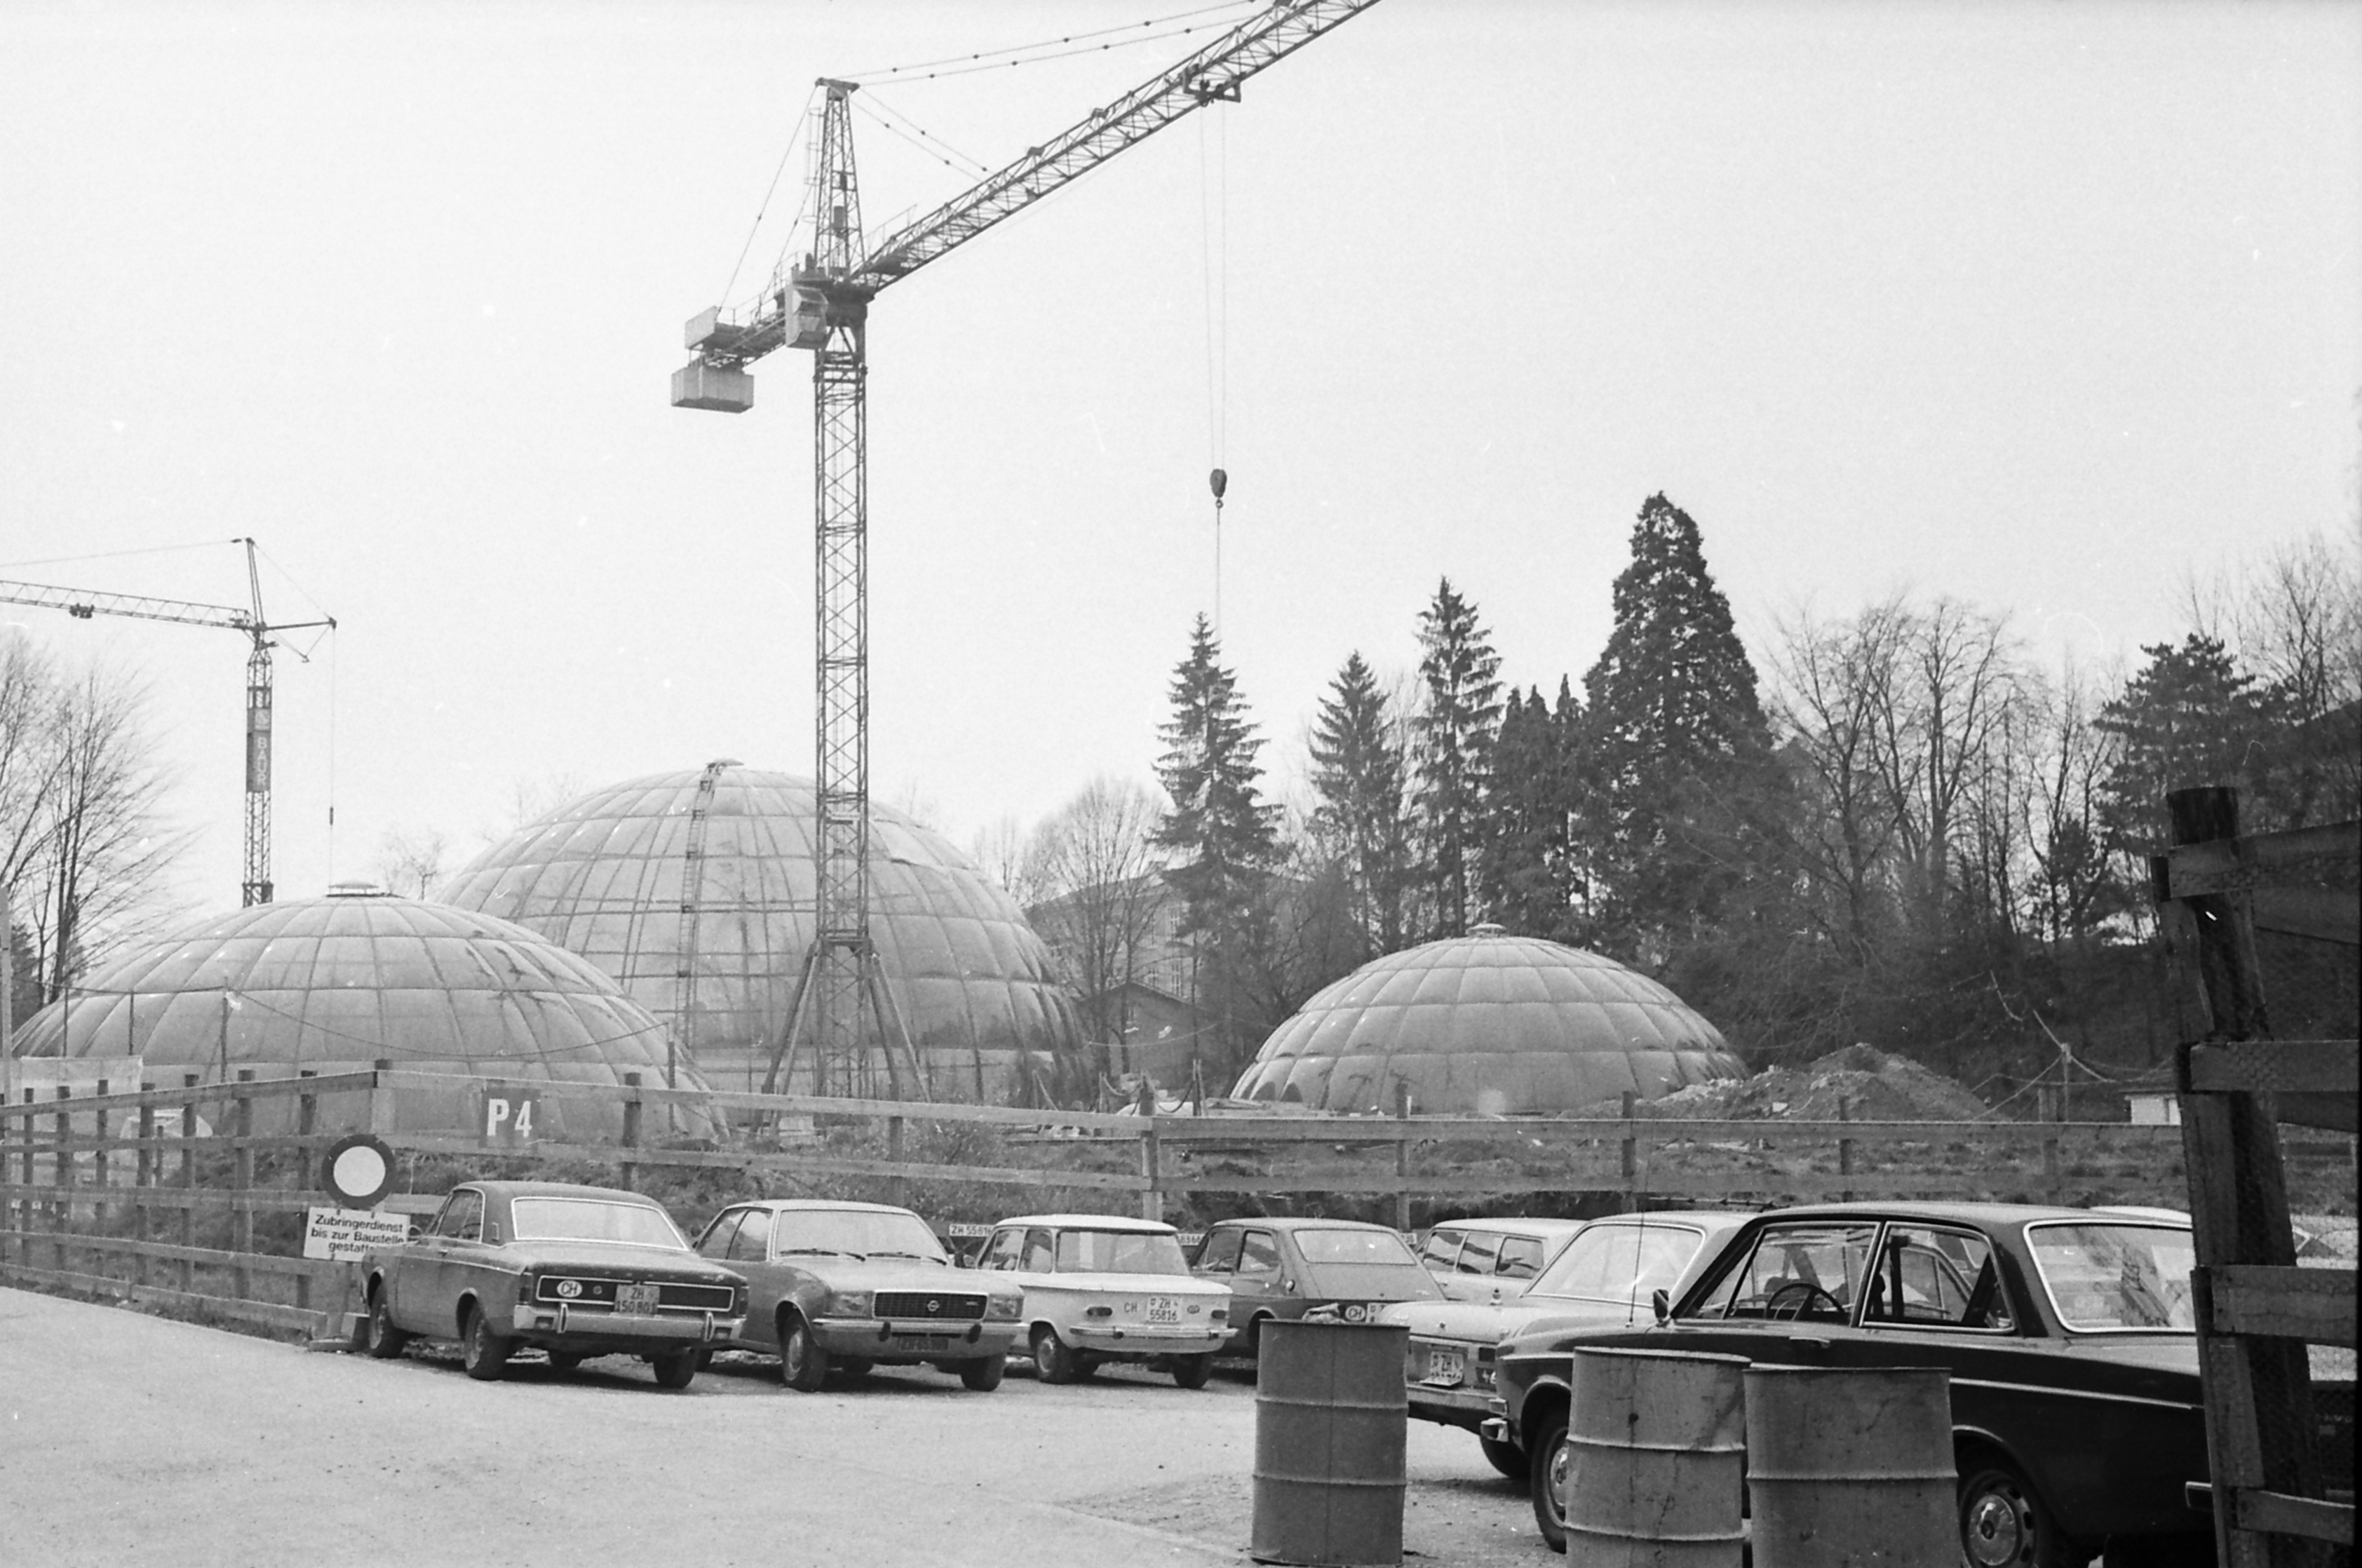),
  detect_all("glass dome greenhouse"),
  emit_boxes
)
[7,891,717,1141]
[1230,926,1744,1115]
[436,764,1084,1102]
